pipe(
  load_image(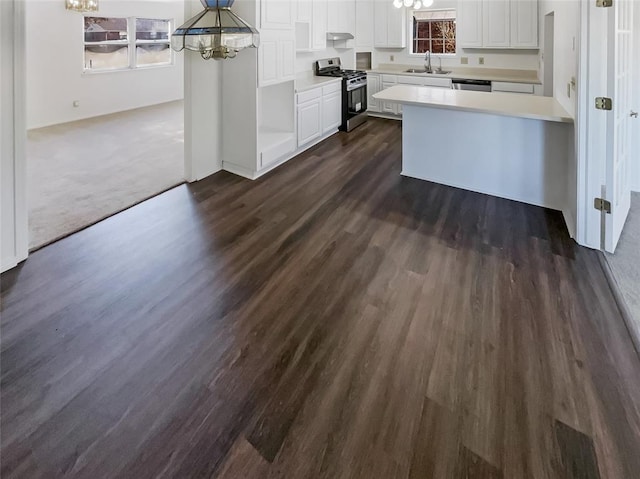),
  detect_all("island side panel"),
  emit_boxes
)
[401,105,571,213]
